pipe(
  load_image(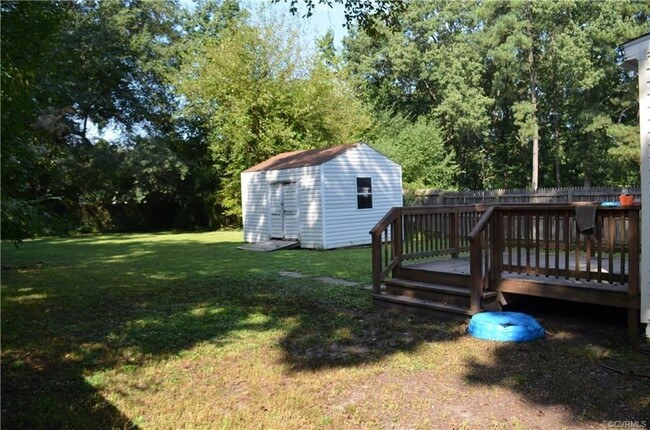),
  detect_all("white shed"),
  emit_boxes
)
[622,33,650,337]
[241,143,403,249]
